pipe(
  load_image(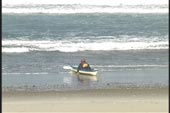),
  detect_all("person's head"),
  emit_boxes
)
[81,58,86,63]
